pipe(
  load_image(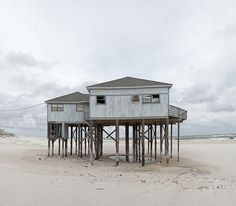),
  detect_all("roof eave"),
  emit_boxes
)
[87,84,173,91]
